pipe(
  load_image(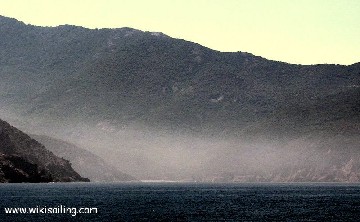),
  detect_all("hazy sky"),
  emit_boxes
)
[0,0,359,65]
